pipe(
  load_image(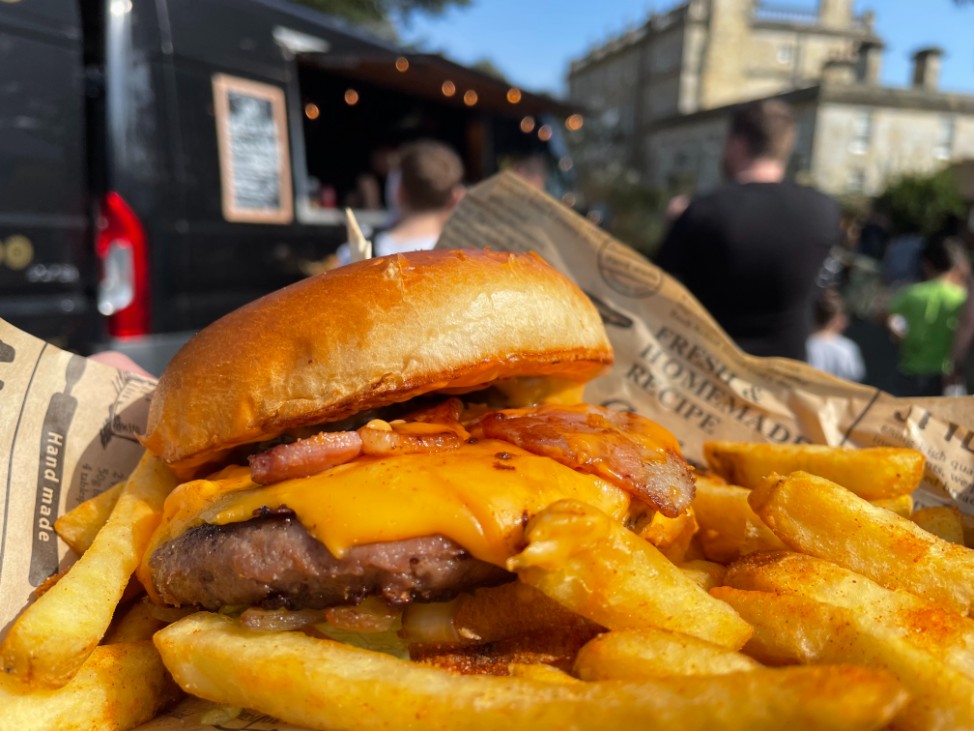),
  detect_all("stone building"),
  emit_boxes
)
[567,0,974,197]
